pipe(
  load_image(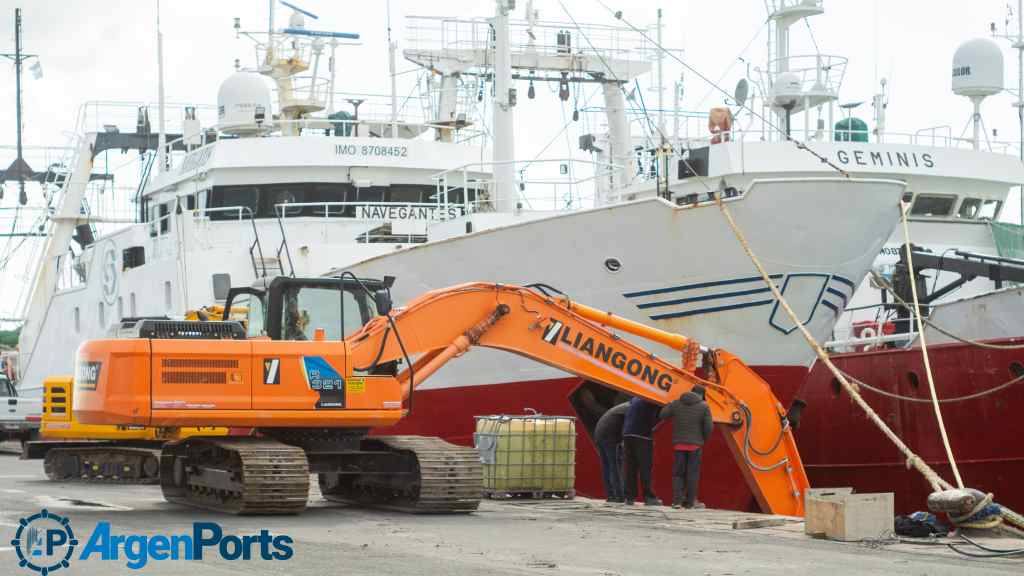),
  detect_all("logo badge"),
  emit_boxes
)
[11,509,78,574]
[263,358,280,385]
